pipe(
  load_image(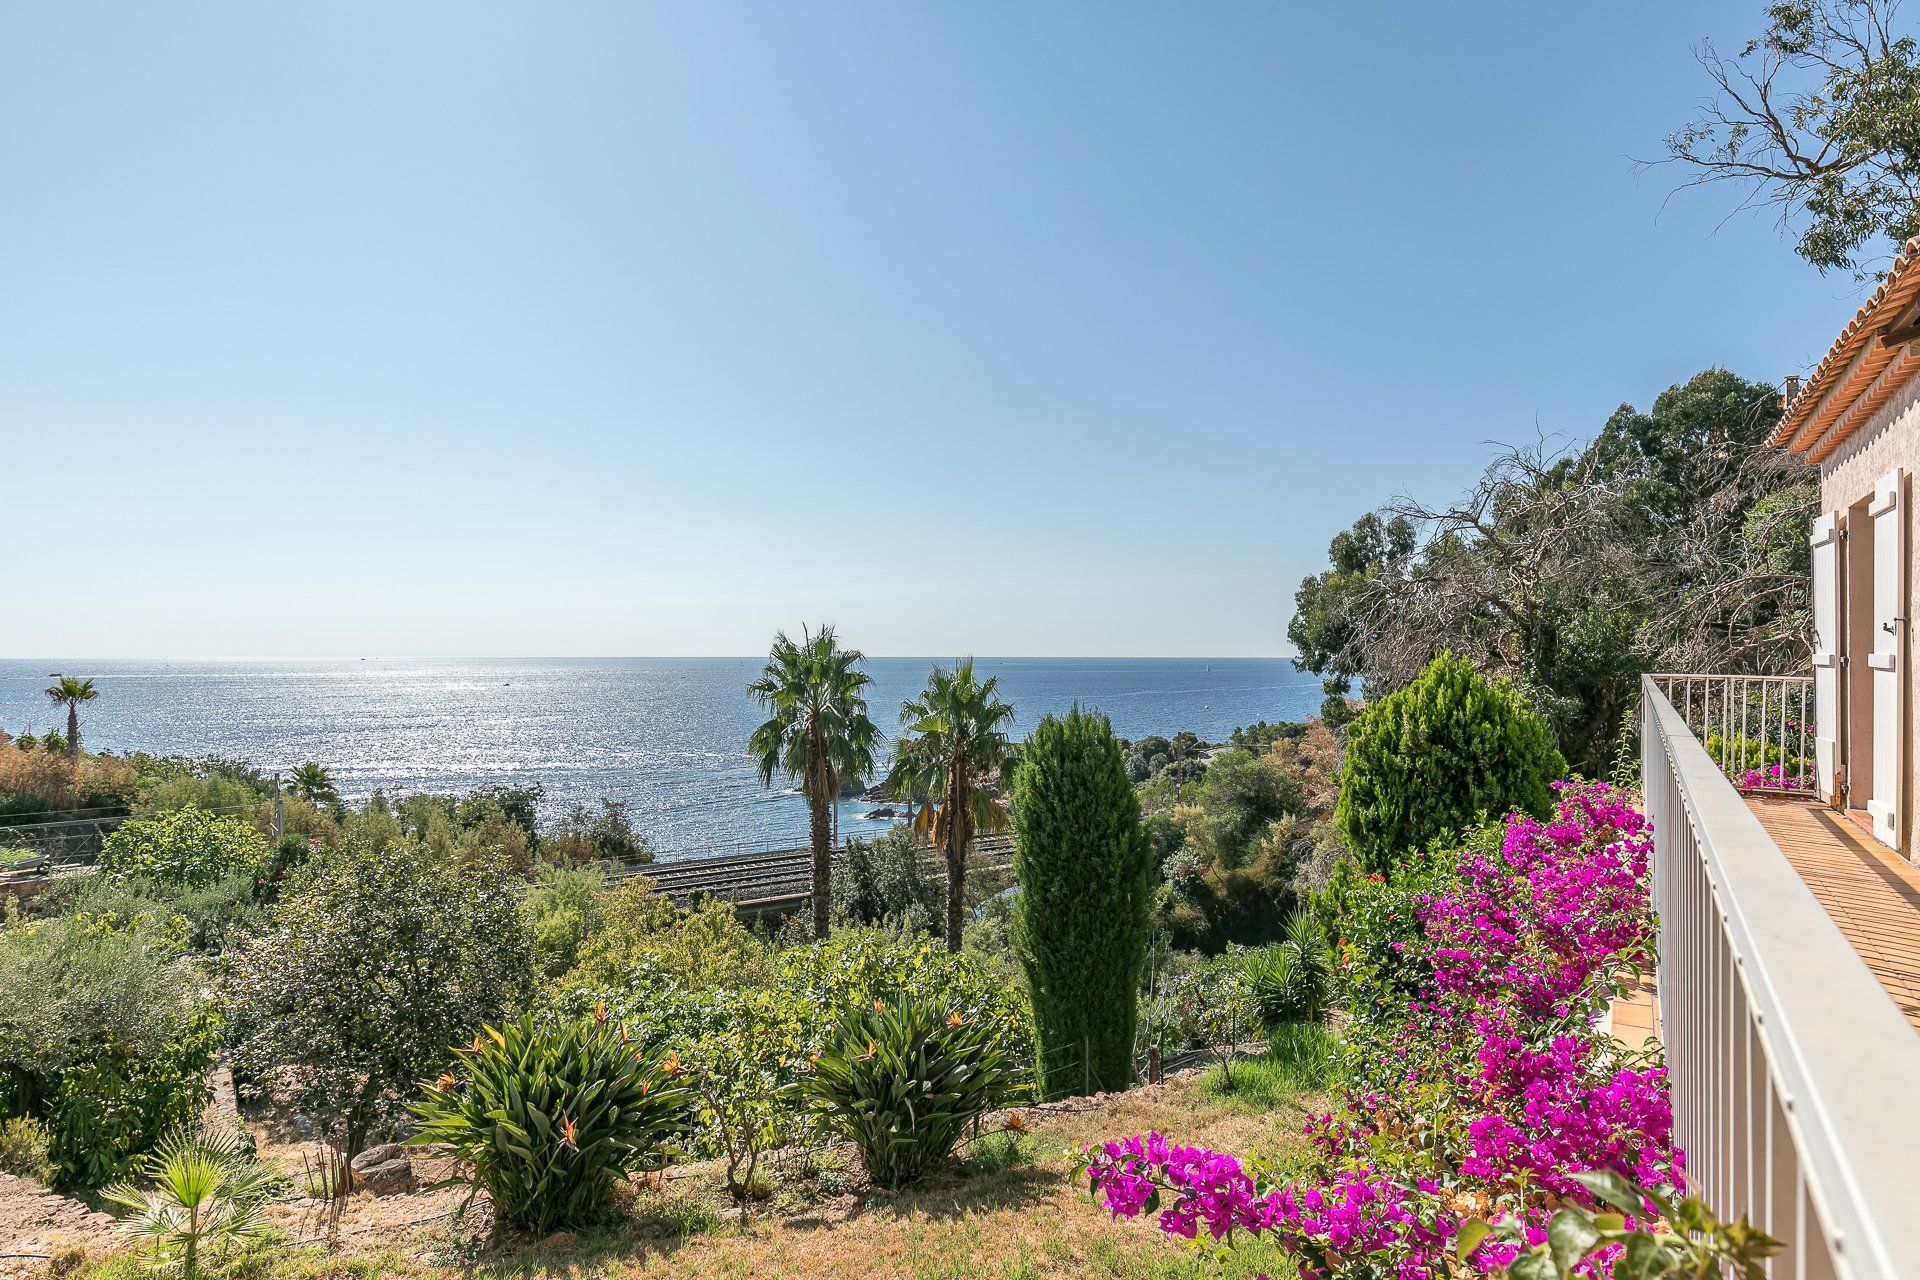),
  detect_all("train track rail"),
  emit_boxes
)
[613,834,1016,909]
